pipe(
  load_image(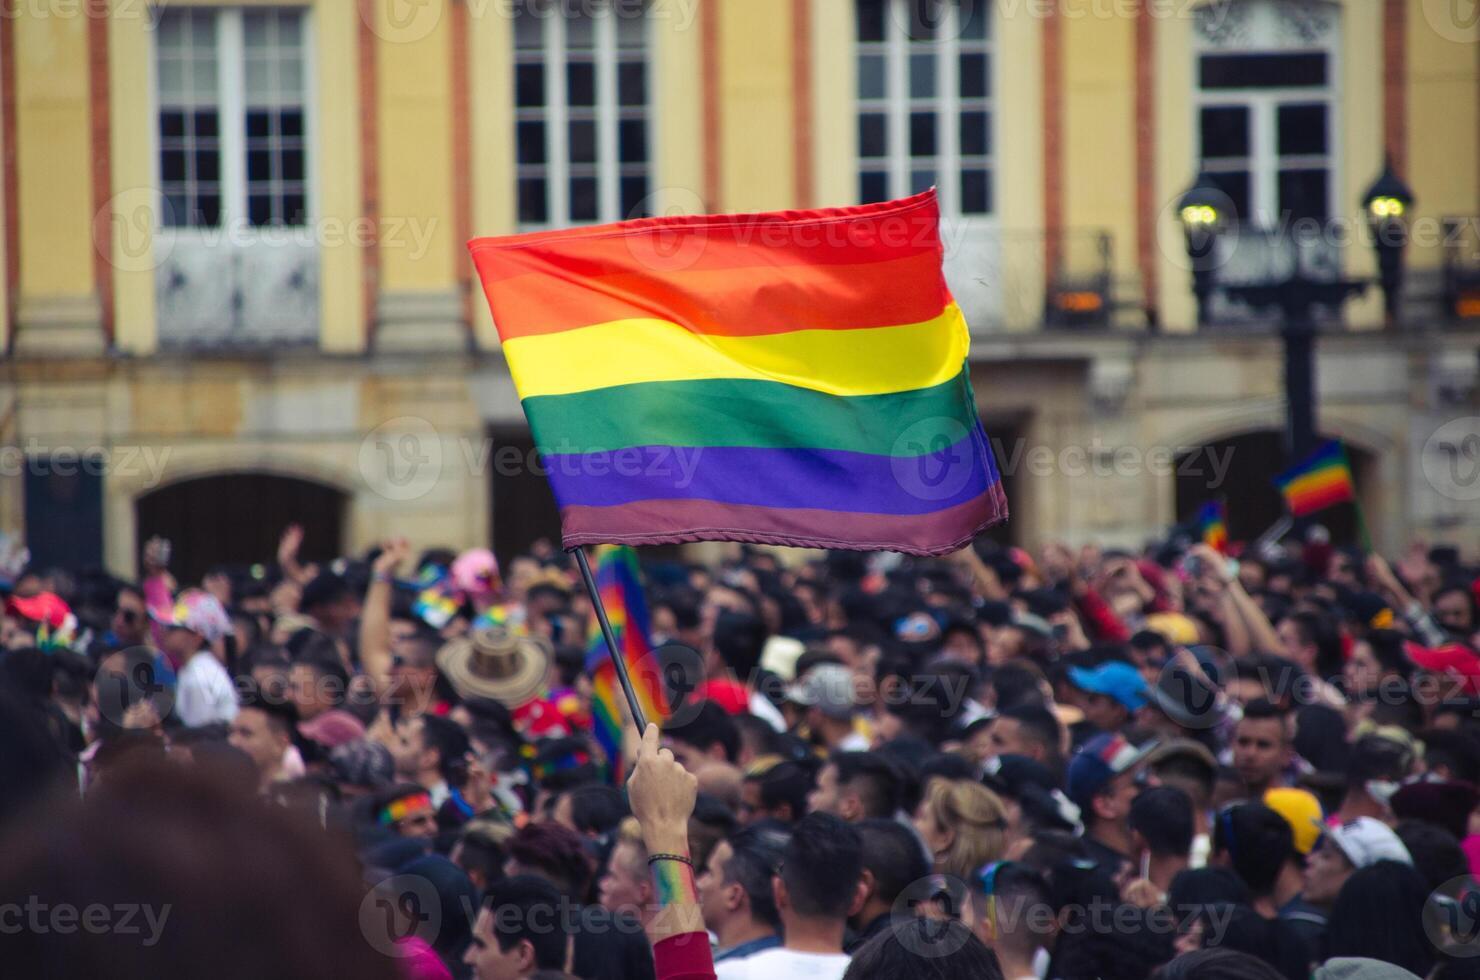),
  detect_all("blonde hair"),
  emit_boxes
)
[922,778,1008,880]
